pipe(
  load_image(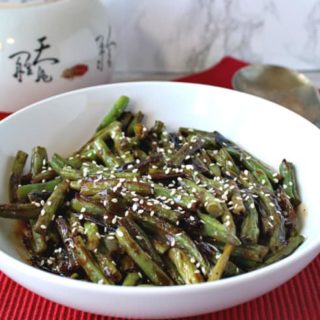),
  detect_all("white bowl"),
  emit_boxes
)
[0,82,319,318]
[0,0,115,112]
